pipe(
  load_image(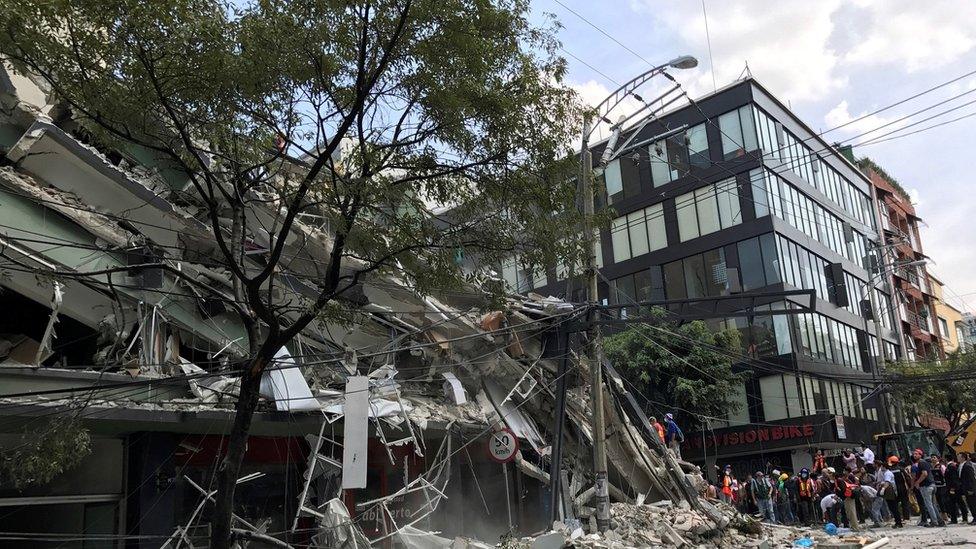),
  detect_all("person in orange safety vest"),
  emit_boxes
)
[649,416,665,443]
[720,465,736,505]
[796,468,817,525]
